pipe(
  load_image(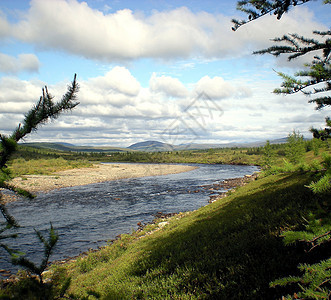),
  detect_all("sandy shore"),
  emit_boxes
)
[6,163,197,195]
